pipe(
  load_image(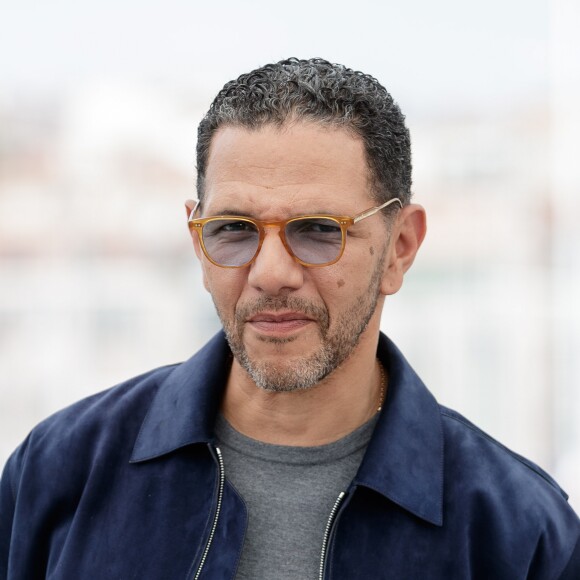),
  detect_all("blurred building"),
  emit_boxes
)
[0,75,579,510]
